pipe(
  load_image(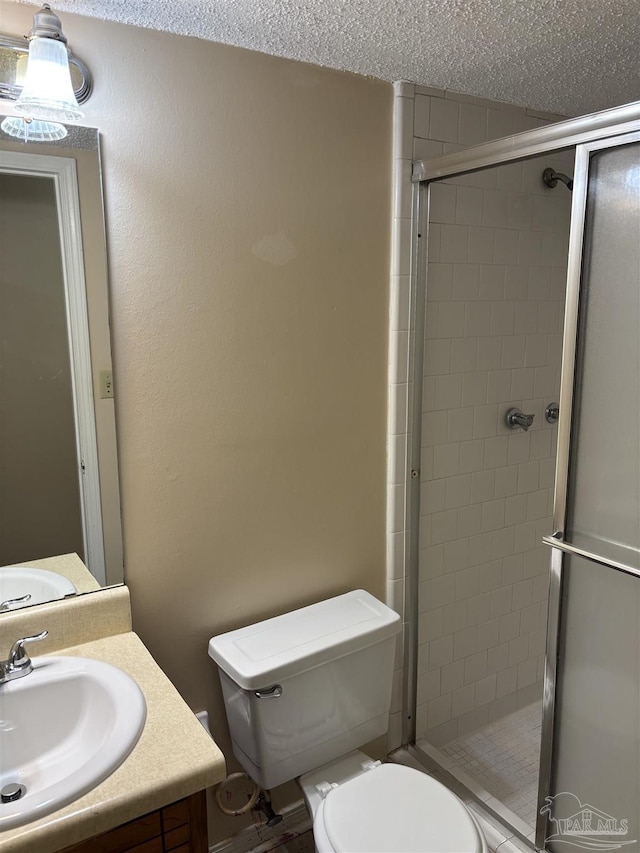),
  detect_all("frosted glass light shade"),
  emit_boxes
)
[14,36,83,122]
[1,115,68,141]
